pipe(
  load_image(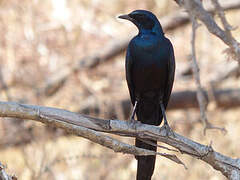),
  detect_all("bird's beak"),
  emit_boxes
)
[118,14,133,21]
